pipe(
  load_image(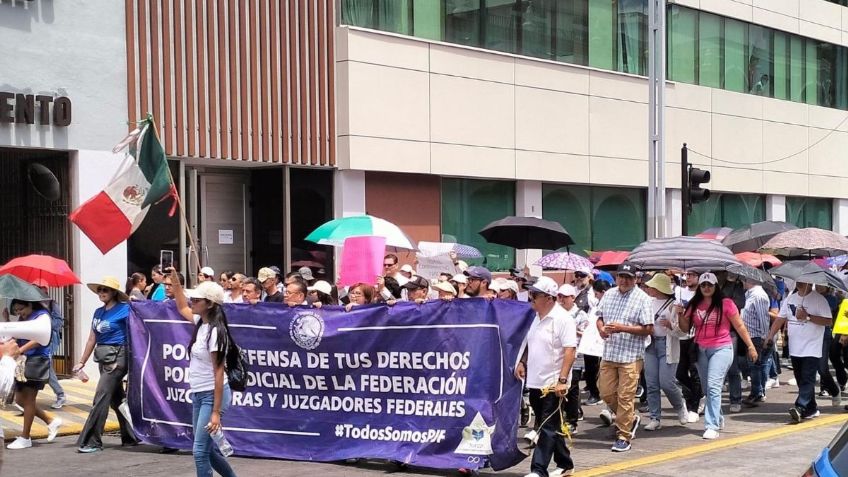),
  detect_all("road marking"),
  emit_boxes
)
[578,414,848,476]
